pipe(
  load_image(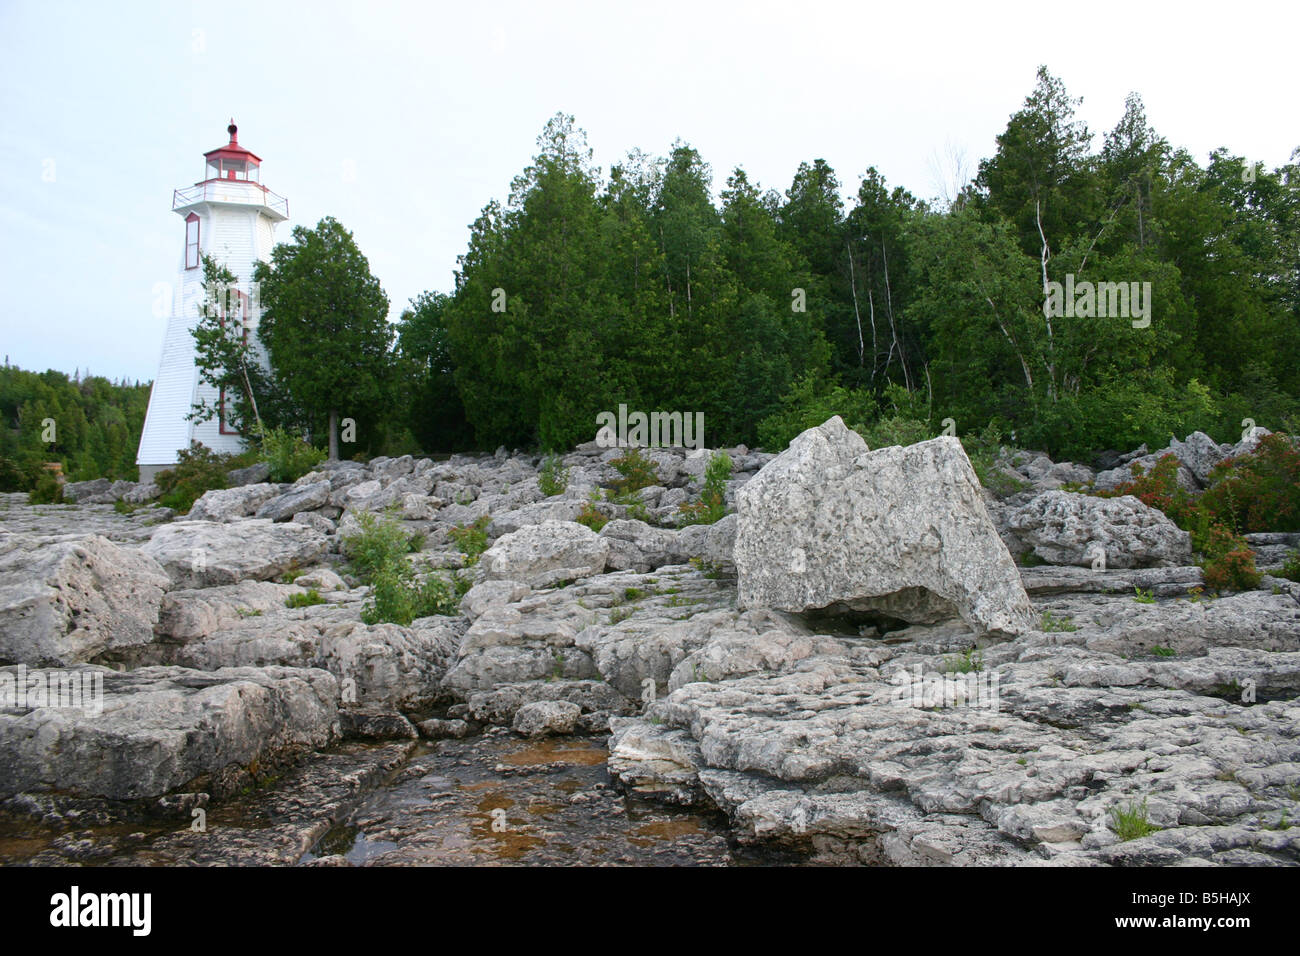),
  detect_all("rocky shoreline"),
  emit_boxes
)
[2,421,1298,866]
